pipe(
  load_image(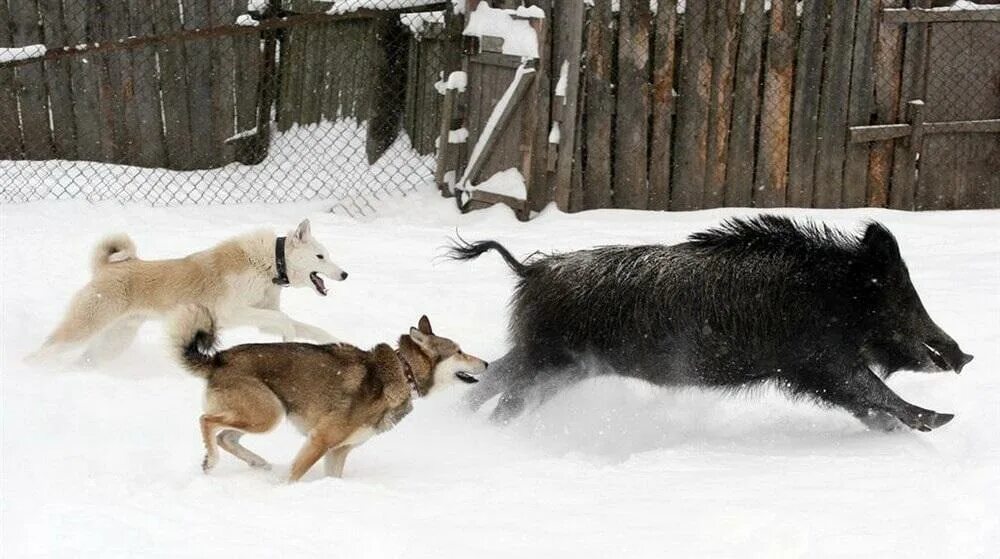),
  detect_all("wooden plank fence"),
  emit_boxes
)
[504,0,998,212]
[1,0,451,168]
